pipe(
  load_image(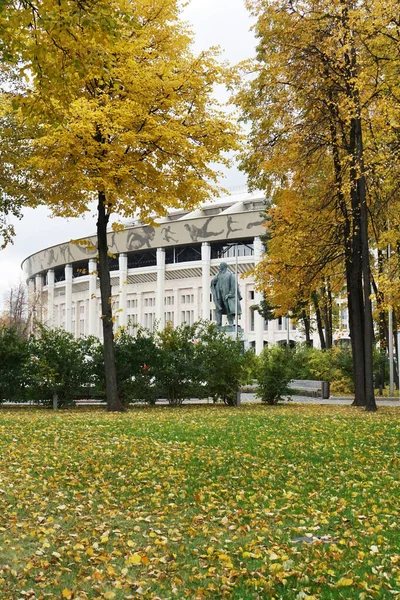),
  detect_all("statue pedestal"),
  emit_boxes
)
[218,324,244,341]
